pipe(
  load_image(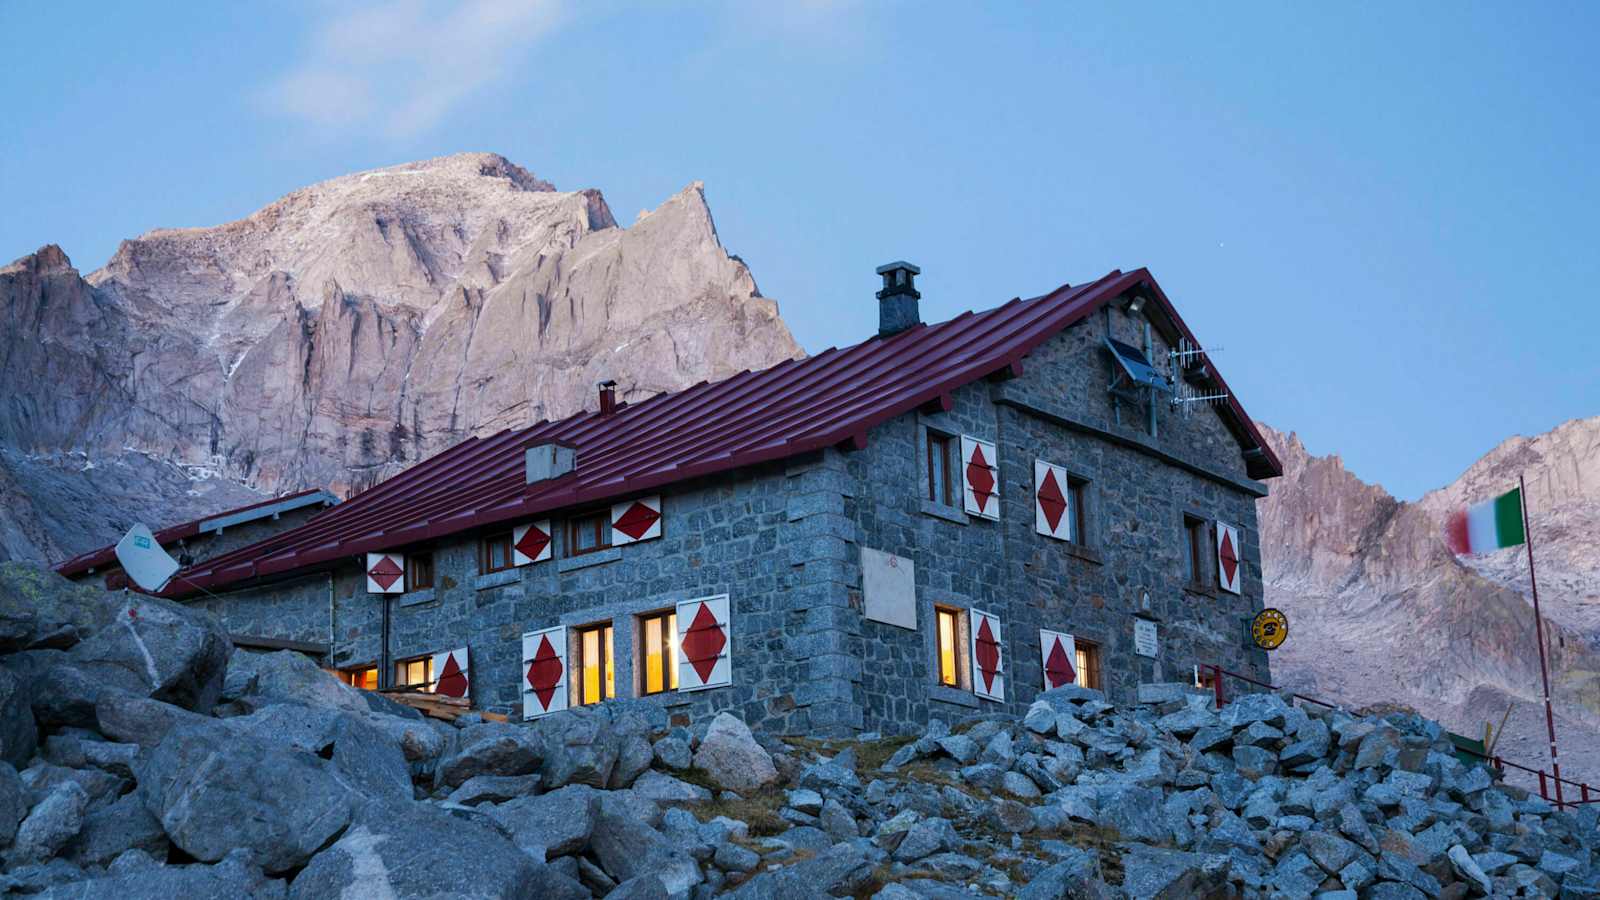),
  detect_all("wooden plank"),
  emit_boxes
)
[231,634,329,656]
